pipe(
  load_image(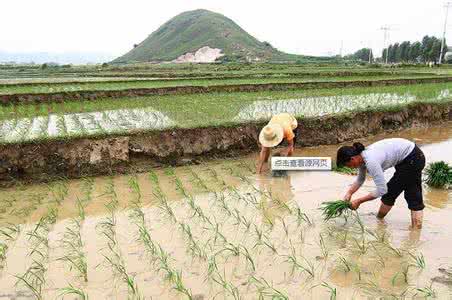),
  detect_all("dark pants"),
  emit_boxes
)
[381,145,426,211]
